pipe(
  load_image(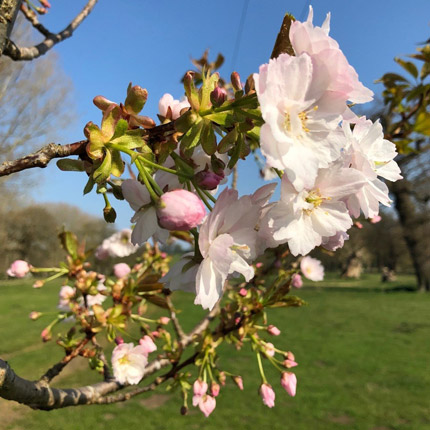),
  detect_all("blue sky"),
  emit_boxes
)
[29,0,430,228]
